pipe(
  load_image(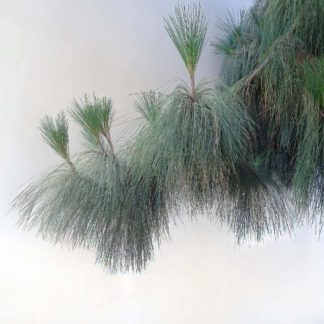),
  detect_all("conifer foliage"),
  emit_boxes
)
[13,1,323,272]
[213,0,324,226]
